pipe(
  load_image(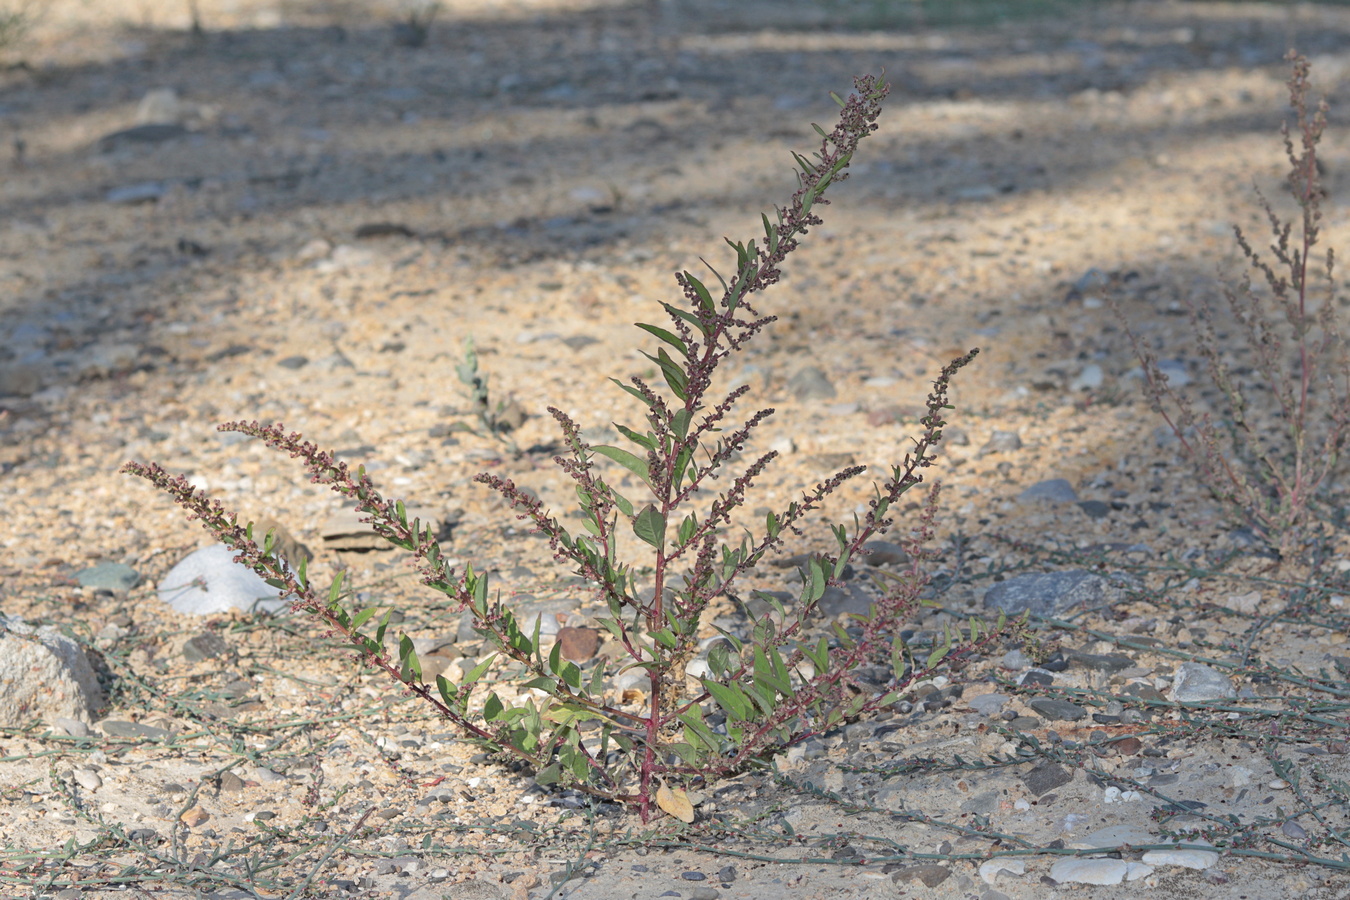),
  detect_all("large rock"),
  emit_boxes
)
[0,614,105,726]
[158,544,288,615]
[983,570,1124,618]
